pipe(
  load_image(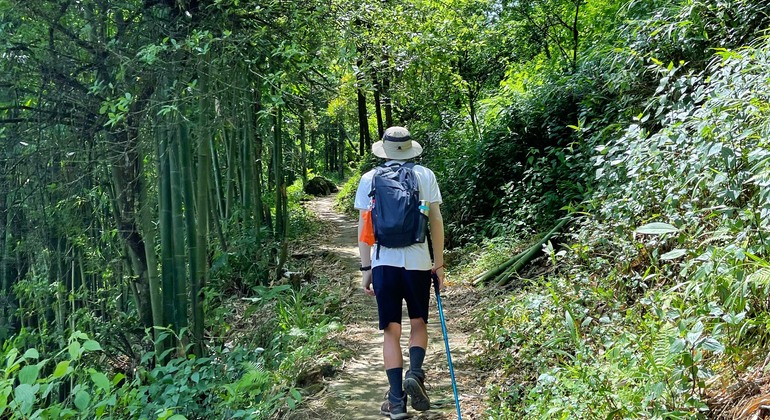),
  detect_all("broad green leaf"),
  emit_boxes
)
[669,338,686,354]
[82,340,102,352]
[90,372,110,391]
[22,349,39,360]
[699,338,725,353]
[686,321,704,344]
[73,390,90,411]
[660,249,687,260]
[68,341,81,360]
[18,365,40,385]
[112,373,125,386]
[71,331,88,341]
[634,222,678,235]
[14,384,36,415]
[290,388,302,402]
[168,415,187,420]
[52,361,70,378]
